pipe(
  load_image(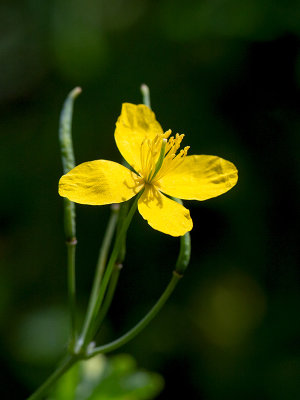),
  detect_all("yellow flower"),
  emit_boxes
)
[59,104,238,236]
